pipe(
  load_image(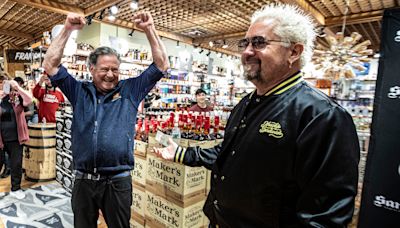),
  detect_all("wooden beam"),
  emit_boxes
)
[10,0,84,15]
[84,0,123,16]
[93,18,193,44]
[193,31,246,44]
[325,10,383,27]
[0,29,33,39]
[280,0,325,25]
[4,42,20,49]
